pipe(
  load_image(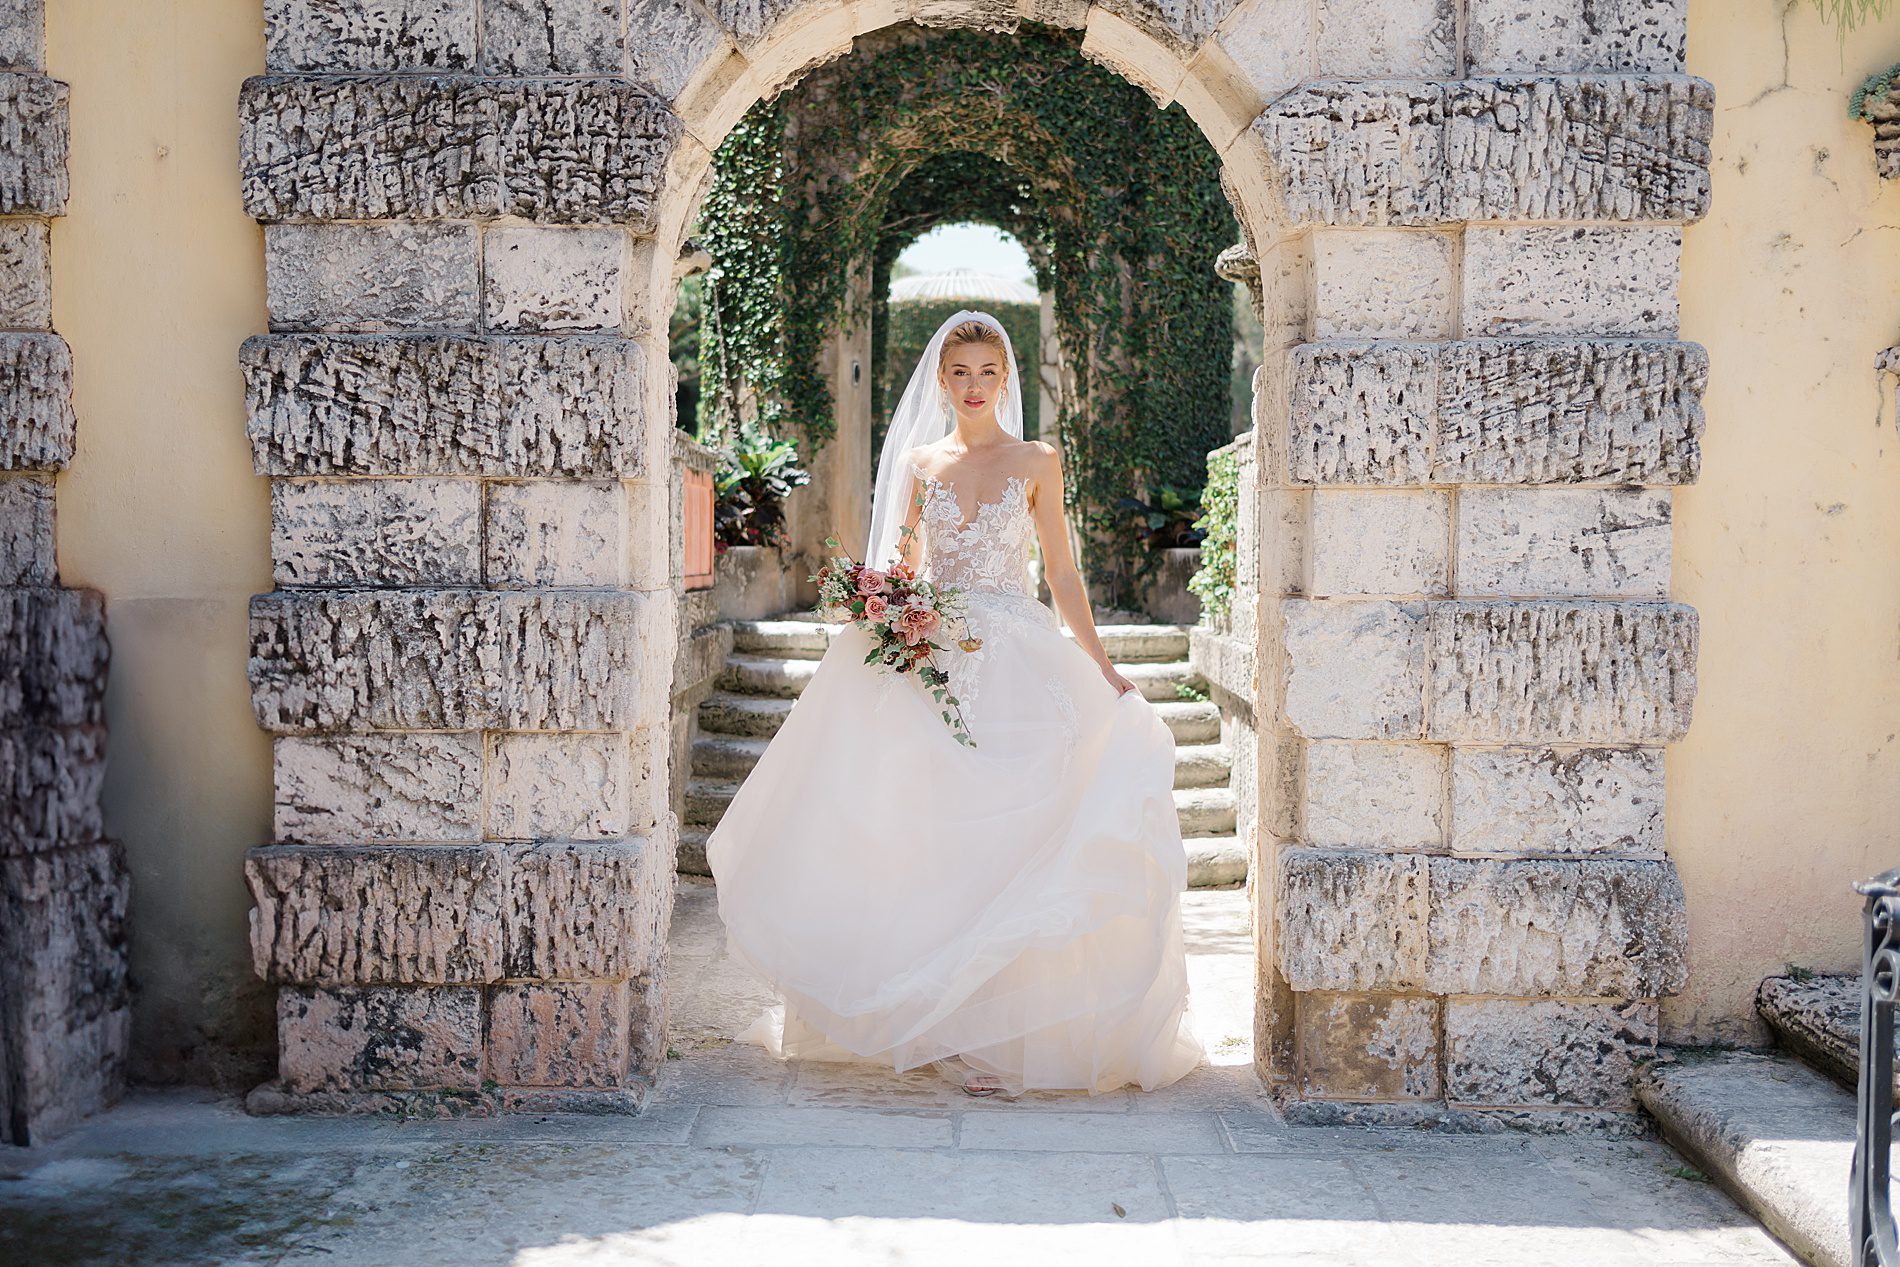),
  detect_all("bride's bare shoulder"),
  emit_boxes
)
[1018,439,1060,480]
